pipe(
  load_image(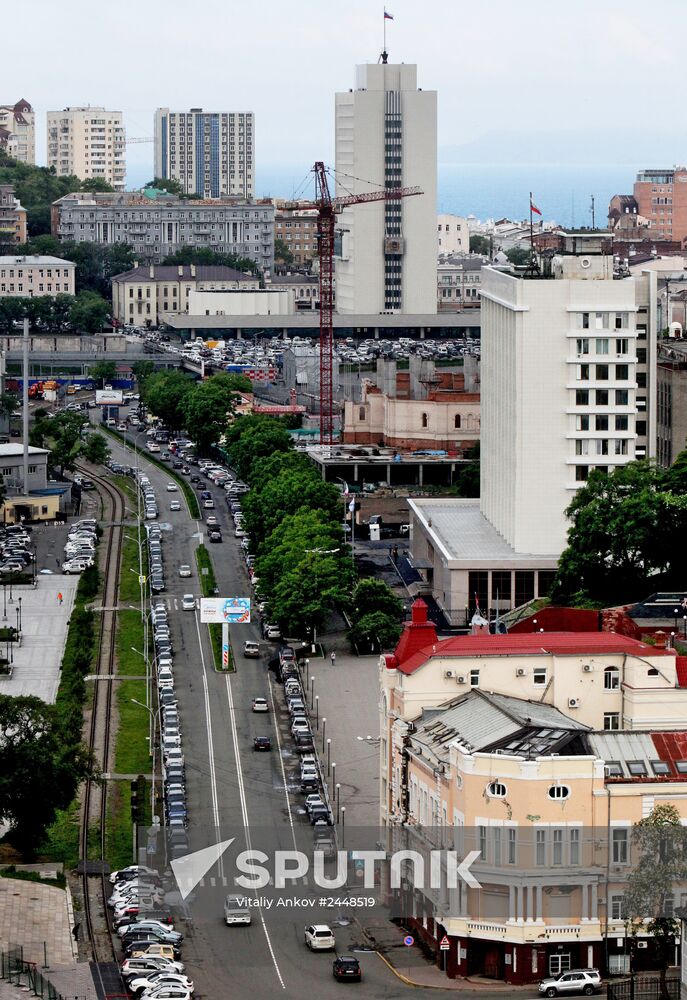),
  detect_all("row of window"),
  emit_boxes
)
[0,284,70,293]
[576,415,646,434]
[575,338,634,356]
[575,364,632,383]
[575,439,629,456]
[576,312,630,330]
[0,269,71,278]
